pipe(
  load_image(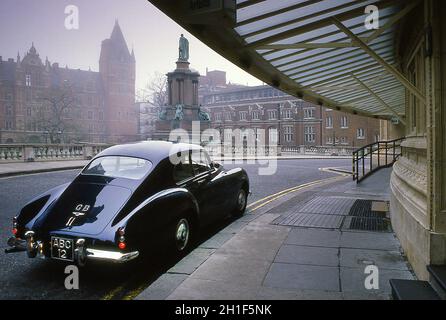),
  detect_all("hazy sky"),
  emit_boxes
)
[0,0,262,90]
